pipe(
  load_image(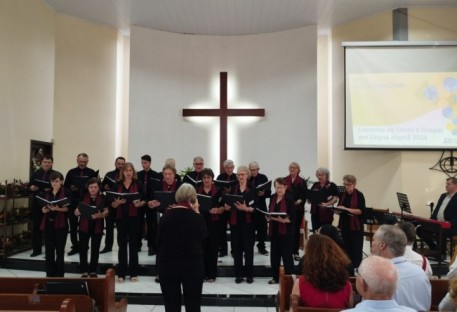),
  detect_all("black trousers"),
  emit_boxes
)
[203,221,222,279]
[79,230,102,273]
[160,276,203,312]
[68,206,79,250]
[218,212,230,254]
[254,211,268,250]
[44,223,68,277]
[231,223,255,278]
[310,211,332,234]
[293,207,305,254]
[146,209,159,251]
[137,207,146,249]
[103,207,116,250]
[116,216,140,278]
[270,233,294,281]
[341,228,364,268]
[31,204,43,254]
